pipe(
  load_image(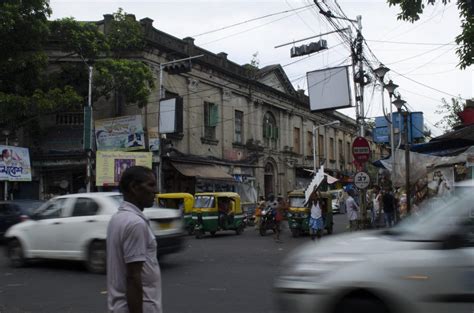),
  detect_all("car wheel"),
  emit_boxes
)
[86,240,106,274]
[210,231,216,236]
[7,239,27,268]
[335,295,390,313]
